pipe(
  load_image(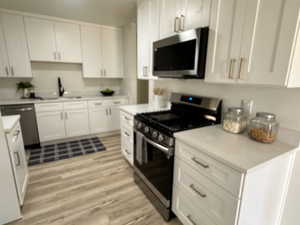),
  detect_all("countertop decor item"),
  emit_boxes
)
[153,88,167,108]
[16,82,34,99]
[223,107,247,134]
[100,88,115,96]
[248,112,279,144]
